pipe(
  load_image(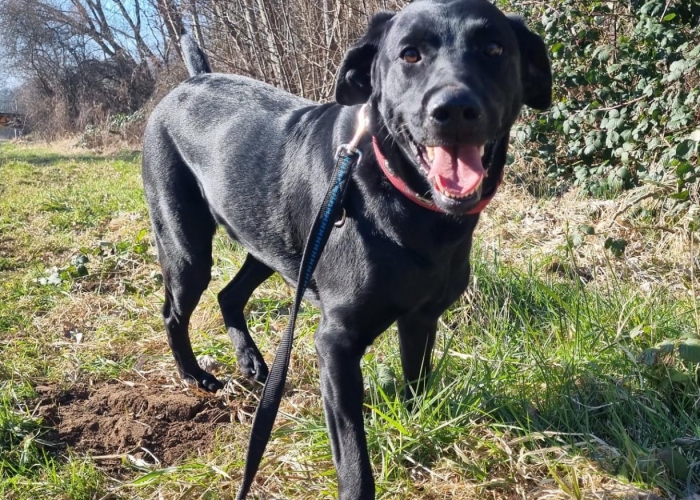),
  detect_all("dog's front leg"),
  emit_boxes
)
[315,325,374,500]
[397,313,439,400]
